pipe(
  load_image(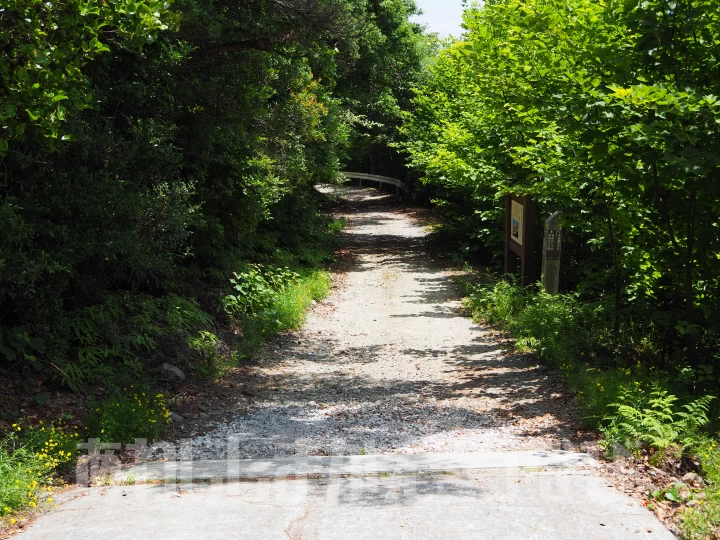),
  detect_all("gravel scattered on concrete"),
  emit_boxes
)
[151,188,592,461]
